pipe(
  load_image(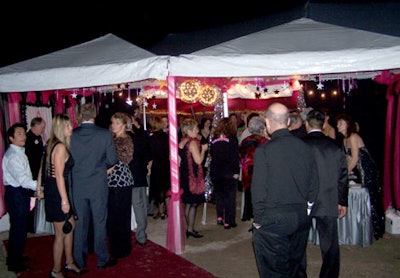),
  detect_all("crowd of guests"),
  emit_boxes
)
[2,101,387,277]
